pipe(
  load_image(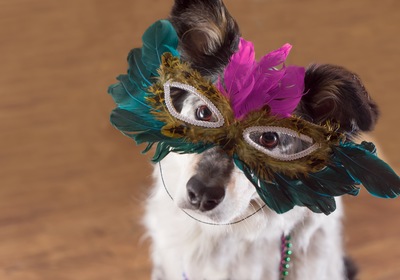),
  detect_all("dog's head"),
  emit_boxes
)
[108,0,400,225]
[158,0,379,224]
